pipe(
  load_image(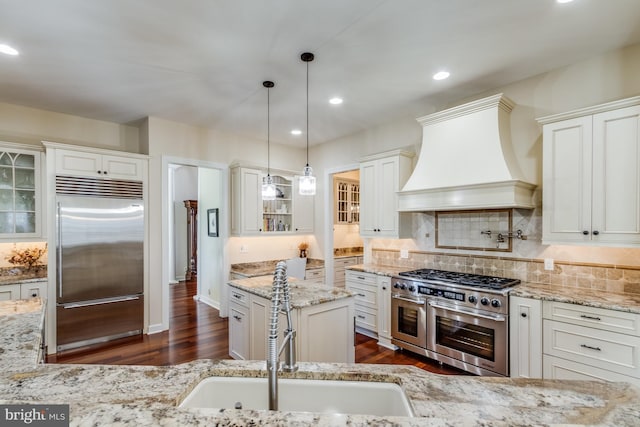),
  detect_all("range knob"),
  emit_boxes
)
[491,299,502,308]
[408,285,416,292]
[480,297,490,306]
[393,282,401,289]
[468,295,478,304]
